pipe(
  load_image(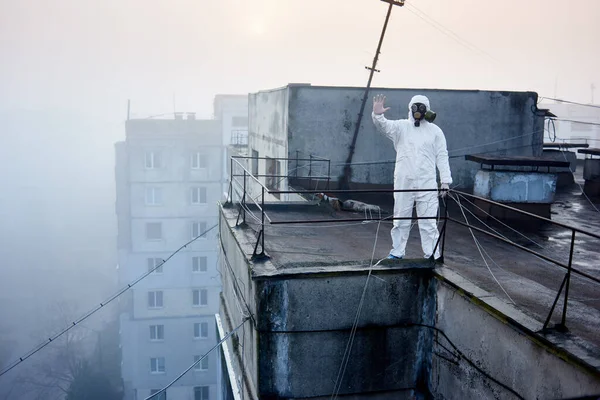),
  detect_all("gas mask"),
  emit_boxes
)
[411,102,437,127]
